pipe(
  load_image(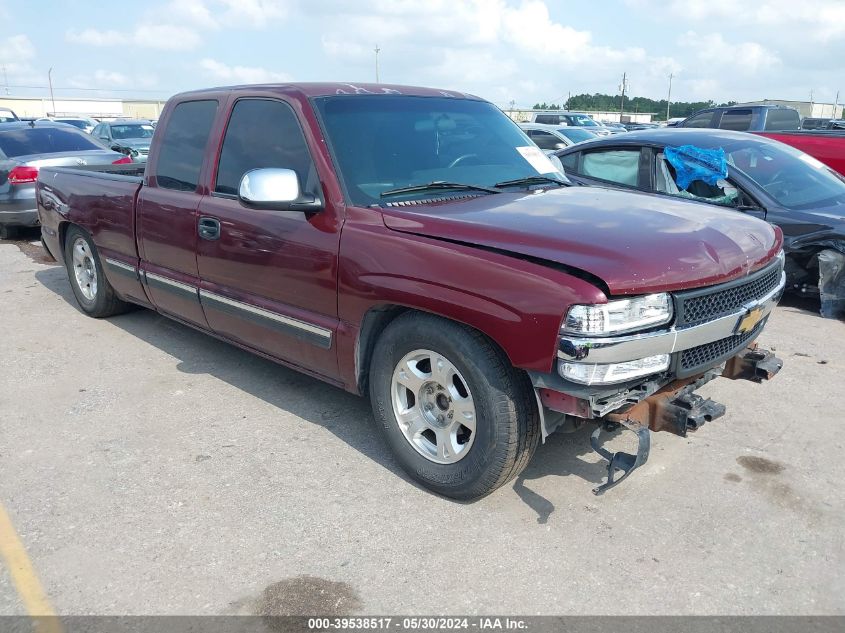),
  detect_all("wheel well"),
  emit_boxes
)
[356,305,411,394]
[57,221,72,260]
